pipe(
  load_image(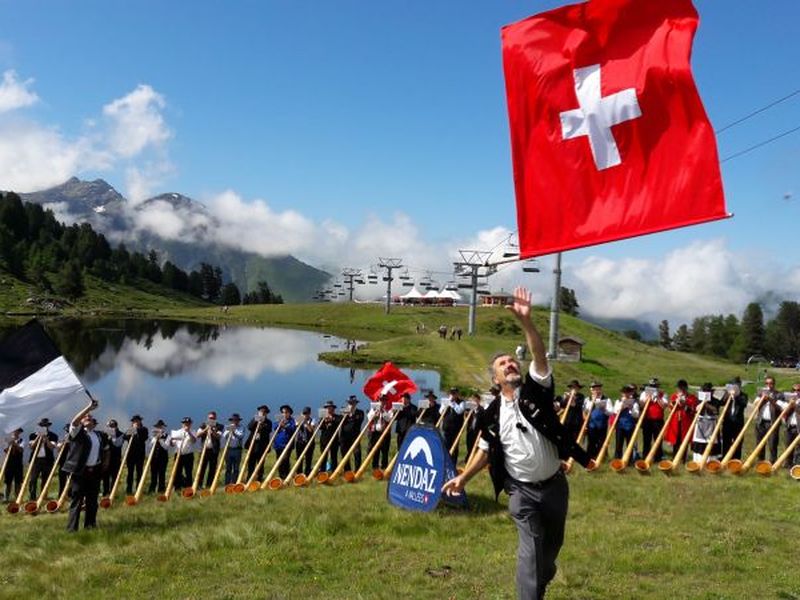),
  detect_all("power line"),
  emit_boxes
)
[715,89,800,135]
[721,124,800,163]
